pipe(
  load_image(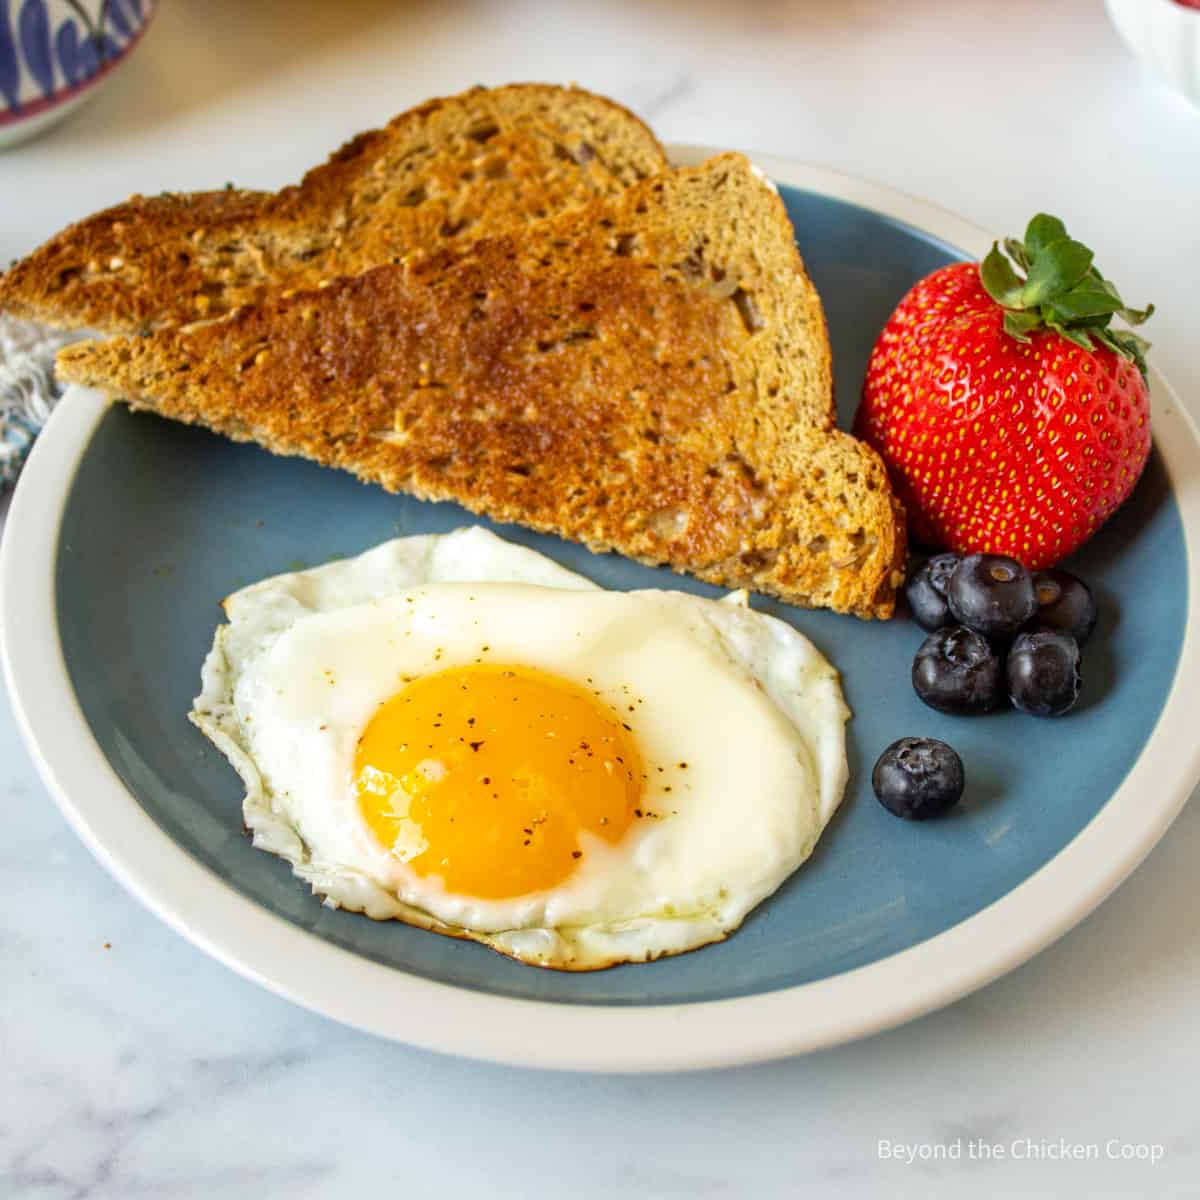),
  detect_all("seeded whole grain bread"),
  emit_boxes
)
[58,154,906,618]
[0,84,666,334]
